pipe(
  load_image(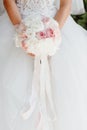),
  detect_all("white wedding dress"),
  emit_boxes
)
[0,0,87,130]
